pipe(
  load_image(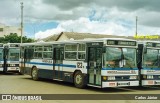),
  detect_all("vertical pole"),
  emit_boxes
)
[20,2,23,43]
[136,16,138,36]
